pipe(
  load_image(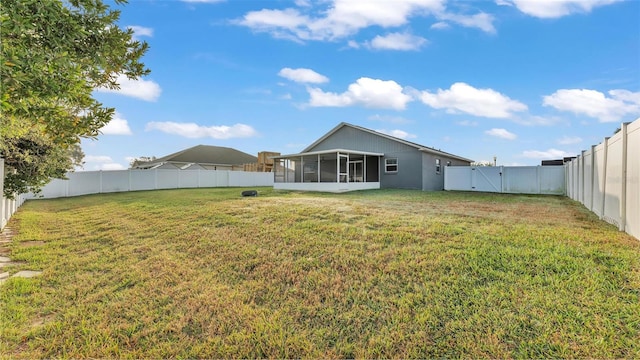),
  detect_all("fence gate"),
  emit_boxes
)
[471,167,502,192]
